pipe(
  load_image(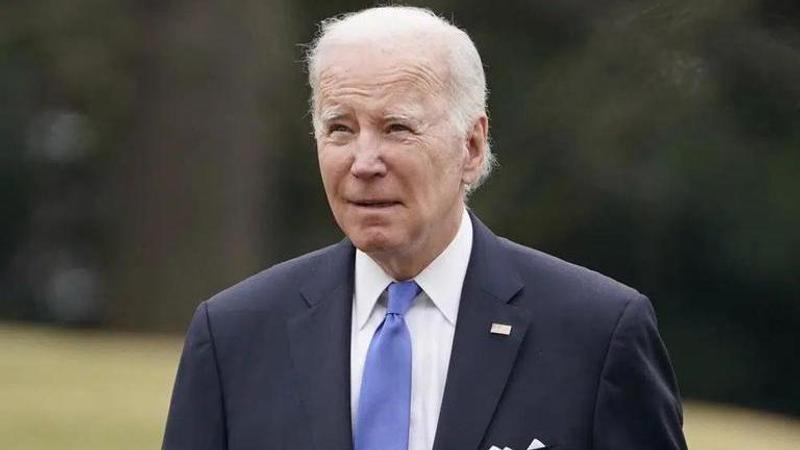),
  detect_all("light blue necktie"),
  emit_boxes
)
[354,280,420,450]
